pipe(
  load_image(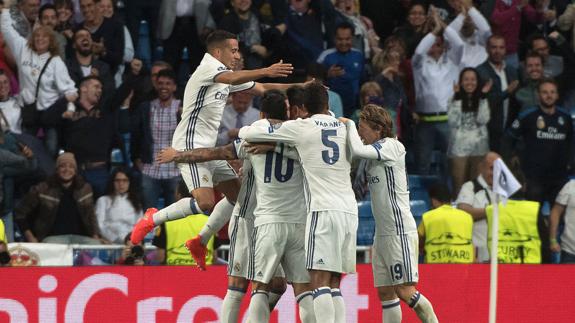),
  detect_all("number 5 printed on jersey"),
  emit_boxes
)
[321,129,340,165]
